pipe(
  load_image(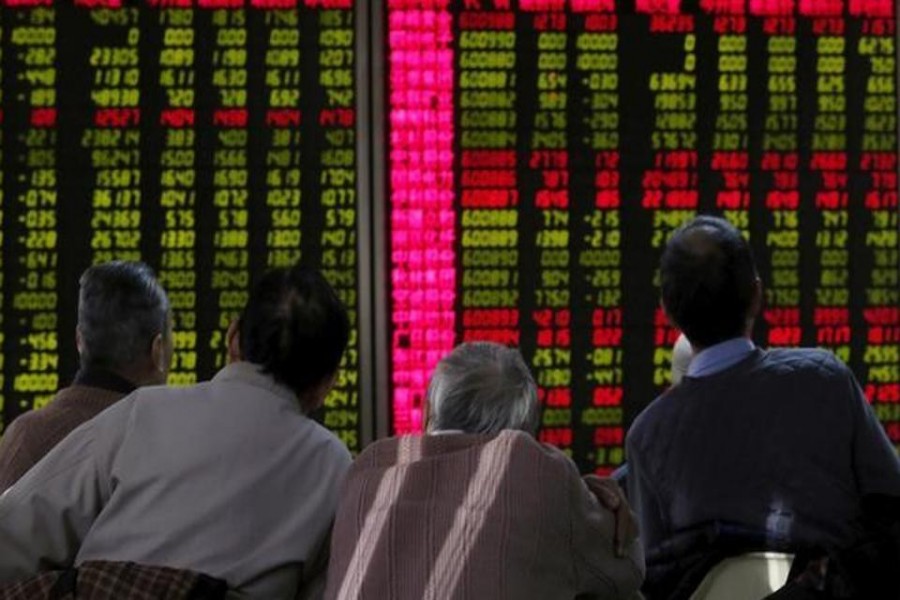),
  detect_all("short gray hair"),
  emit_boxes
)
[425,342,539,435]
[78,261,170,371]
